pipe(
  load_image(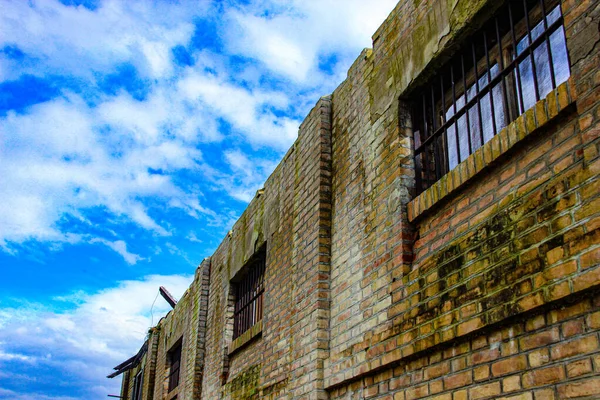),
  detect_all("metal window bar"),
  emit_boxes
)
[508,2,527,115]
[539,0,557,89]
[233,250,266,340]
[413,0,568,195]
[472,41,486,147]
